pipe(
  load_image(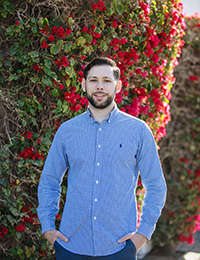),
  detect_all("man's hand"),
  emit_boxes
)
[44,230,69,246]
[118,232,147,252]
